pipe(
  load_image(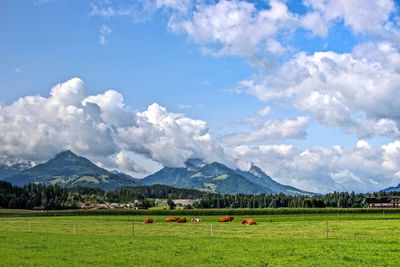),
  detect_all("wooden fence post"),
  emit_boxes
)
[73,222,76,234]
[28,222,31,232]
[132,220,134,236]
[325,221,328,238]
